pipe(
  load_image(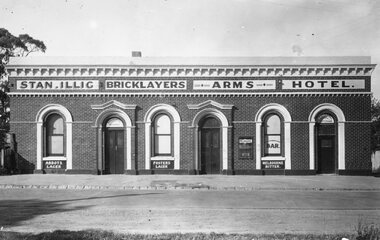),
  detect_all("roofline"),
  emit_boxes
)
[7,56,373,67]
